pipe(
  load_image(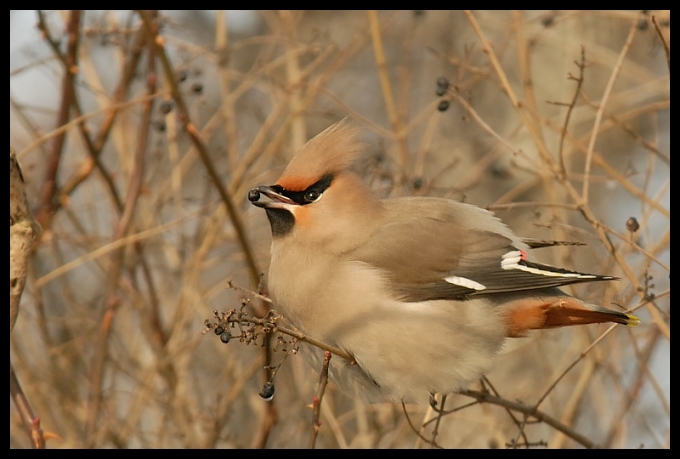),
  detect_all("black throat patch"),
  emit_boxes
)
[265,208,295,237]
